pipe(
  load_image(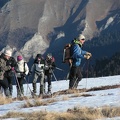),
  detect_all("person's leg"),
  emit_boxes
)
[7,76,13,96]
[39,72,45,95]
[47,74,52,93]
[0,78,10,97]
[69,66,78,89]
[32,73,38,93]
[74,67,82,88]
